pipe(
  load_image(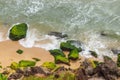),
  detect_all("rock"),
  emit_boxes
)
[111,49,120,55]
[16,49,23,54]
[49,49,69,65]
[48,32,68,39]
[92,56,118,80]
[67,40,82,52]
[54,55,69,65]
[75,68,88,80]
[9,23,28,41]
[23,67,33,77]
[19,60,36,67]
[60,42,81,52]
[8,73,23,80]
[117,54,120,67]
[89,51,98,58]
[49,49,65,57]
[31,66,46,75]
[10,62,19,70]
[68,49,79,60]
[42,62,56,70]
